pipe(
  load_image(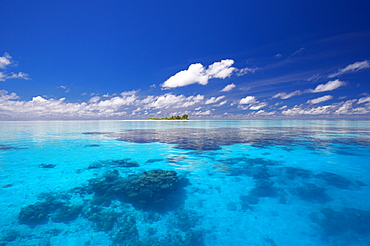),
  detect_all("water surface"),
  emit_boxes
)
[1,120,370,245]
